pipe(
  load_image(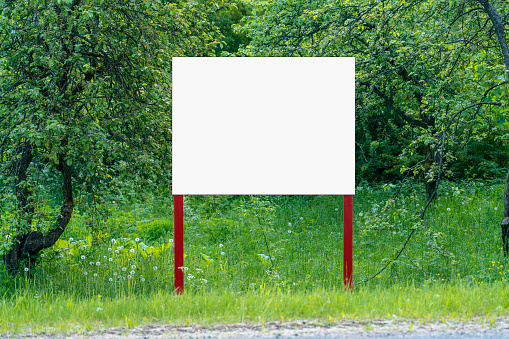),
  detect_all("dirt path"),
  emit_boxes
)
[4,317,509,338]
